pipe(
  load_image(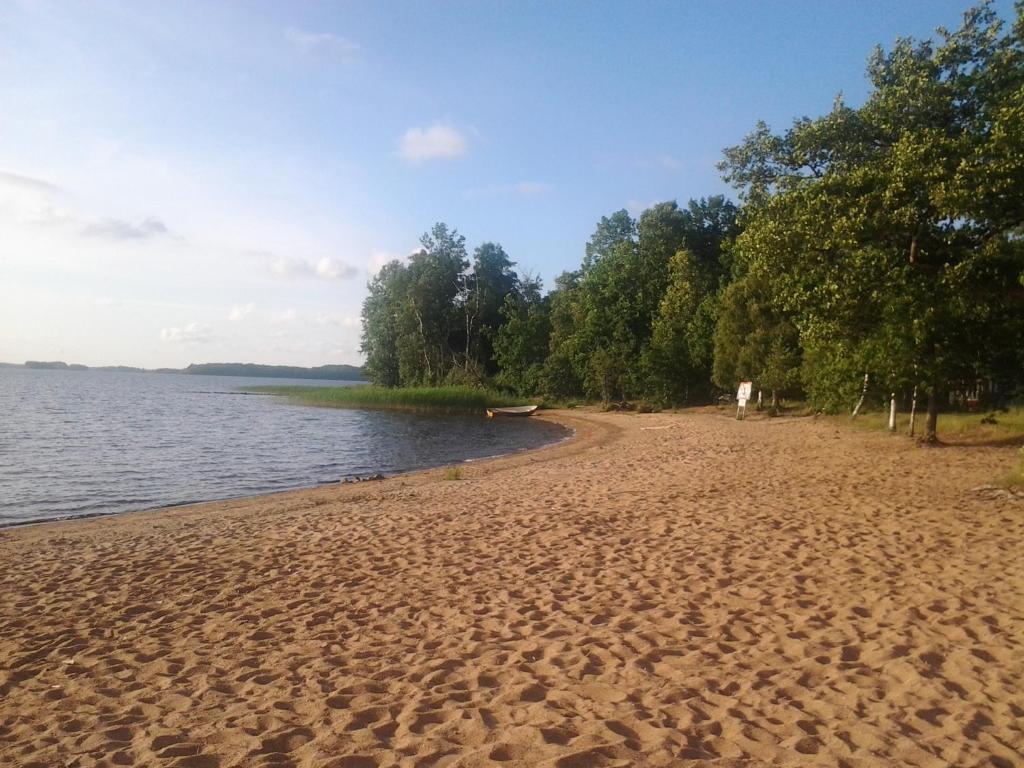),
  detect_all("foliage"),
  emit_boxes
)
[719,2,1024,432]
[712,270,802,403]
[352,3,1023,429]
[492,275,551,396]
